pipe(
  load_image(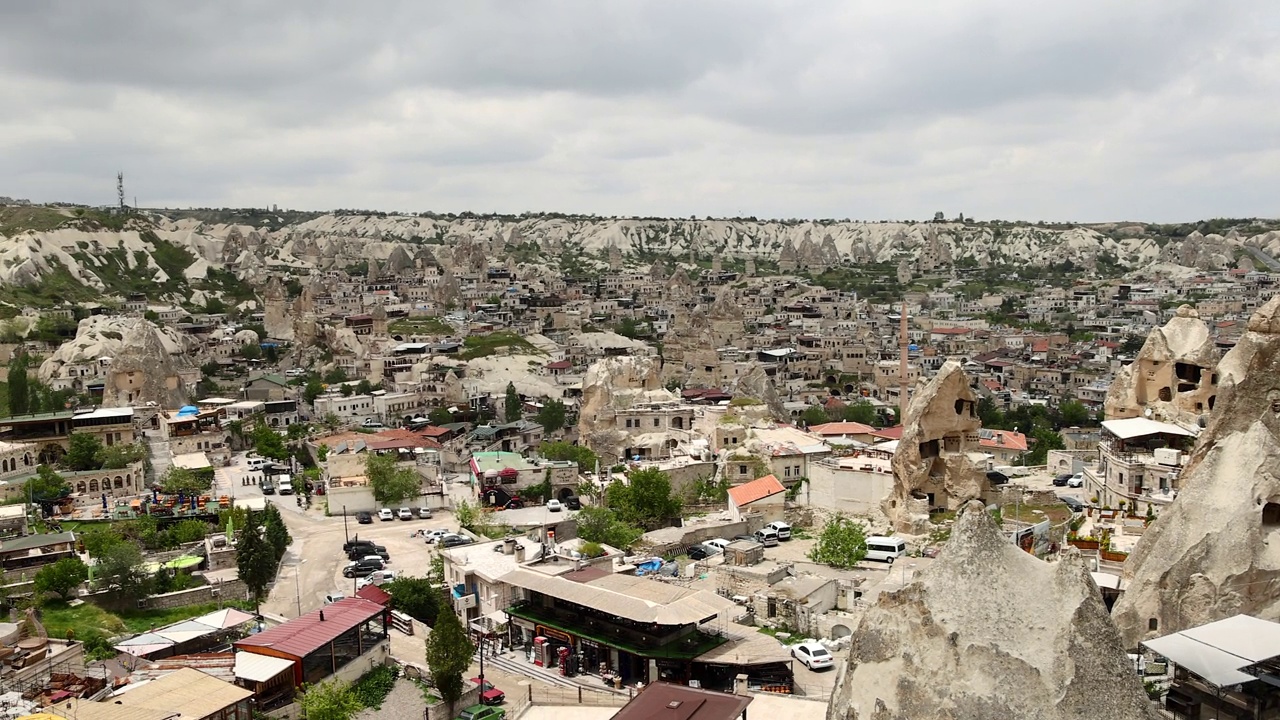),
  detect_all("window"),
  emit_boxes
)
[653,418,660,427]
[784,467,791,478]
[1264,503,1280,526]
[1148,618,1159,632]
[739,465,747,475]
